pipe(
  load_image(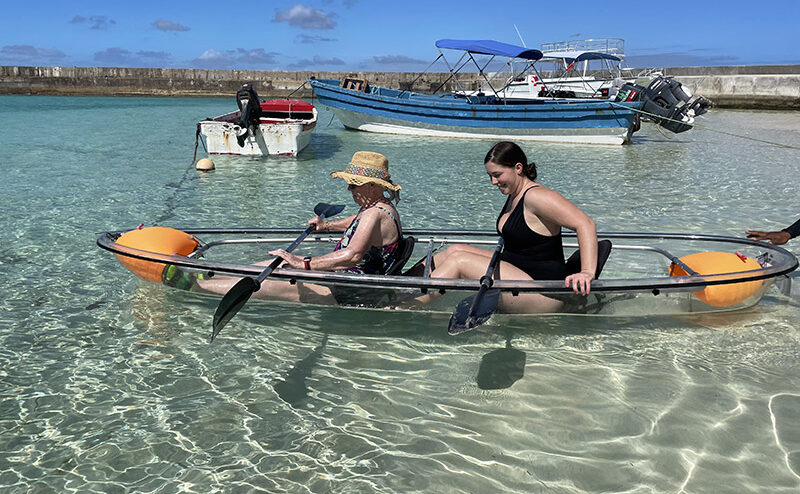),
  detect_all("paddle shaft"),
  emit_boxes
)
[255,224,315,284]
[448,237,505,335]
[469,238,504,312]
[210,202,344,342]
